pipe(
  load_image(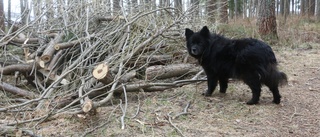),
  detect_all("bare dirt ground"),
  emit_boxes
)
[32,45,320,137]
